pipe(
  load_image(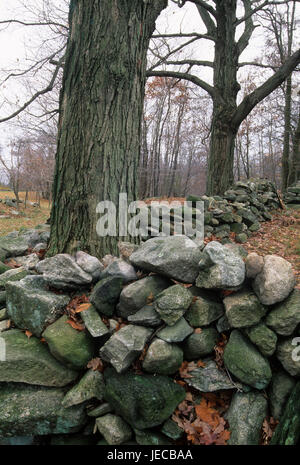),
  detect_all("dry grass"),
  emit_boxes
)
[0,190,50,236]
